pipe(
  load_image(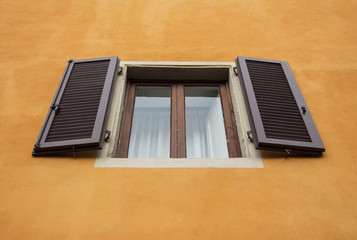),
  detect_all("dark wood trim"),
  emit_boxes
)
[117,82,136,157]
[177,84,186,158]
[170,85,178,158]
[117,80,241,158]
[127,67,229,82]
[220,83,242,157]
[128,82,174,86]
